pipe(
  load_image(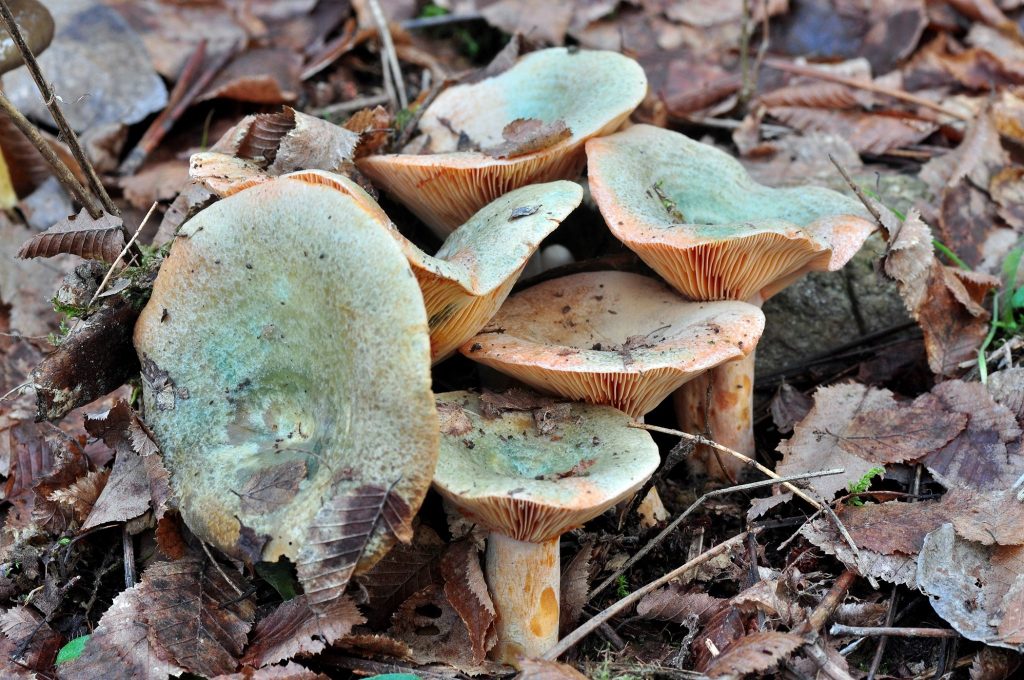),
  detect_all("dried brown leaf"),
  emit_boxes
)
[47,468,110,523]
[777,383,897,498]
[769,384,812,435]
[559,541,592,635]
[988,367,1024,425]
[17,209,125,263]
[800,513,924,587]
[58,587,184,680]
[0,606,62,672]
[882,207,933,311]
[990,167,1024,231]
[920,106,1006,193]
[82,450,150,529]
[236,461,307,515]
[837,400,967,464]
[120,160,189,211]
[731,578,802,626]
[138,557,256,677]
[916,262,996,376]
[480,0,573,45]
[693,606,748,672]
[969,646,1022,680]
[516,658,589,679]
[200,47,302,105]
[767,107,936,155]
[836,501,954,555]
[703,632,805,679]
[155,513,190,559]
[296,484,414,612]
[483,118,572,159]
[345,105,392,159]
[637,584,726,626]
[357,524,445,627]
[336,633,412,660]
[440,541,496,663]
[241,594,364,668]
[747,492,794,521]
[218,660,330,679]
[918,523,1024,651]
[944,488,1024,546]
